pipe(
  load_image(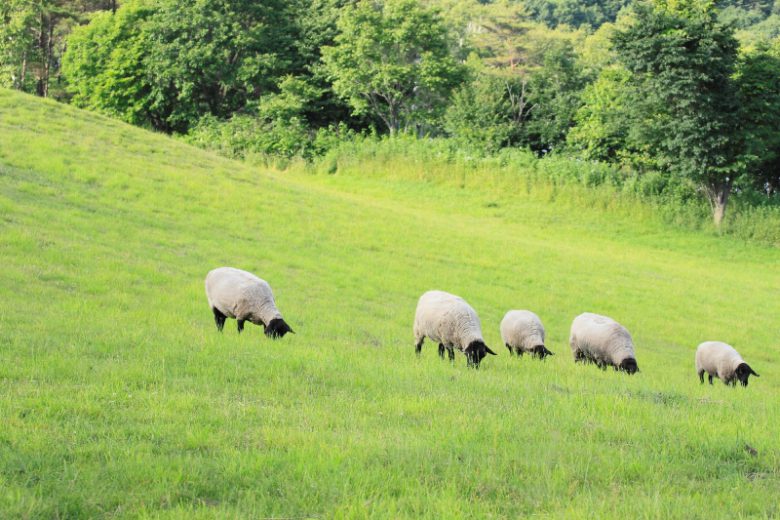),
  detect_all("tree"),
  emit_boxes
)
[287,0,357,130]
[613,1,746,226]
[567,66,634,162]
[444,66,528,152]
[735,41,780,196]
[523,39,587,153]
[524,0,632,29]
[322,0,465,134]
[0,1,117,97]
[0,1,38,91]
[63,0,296,133]
[62,1,156,126]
